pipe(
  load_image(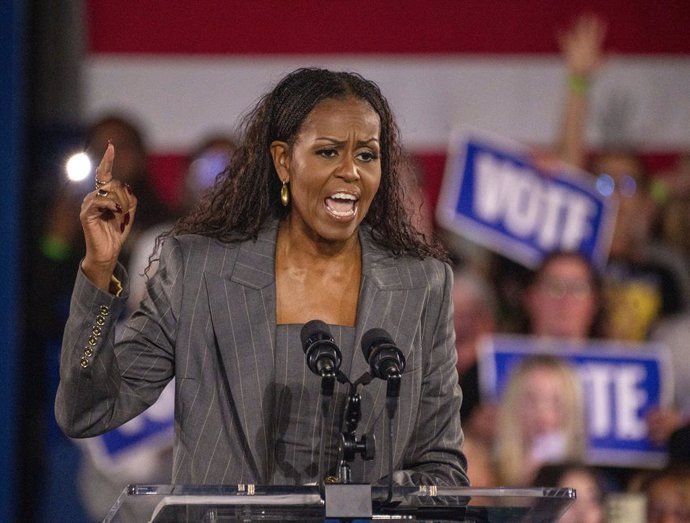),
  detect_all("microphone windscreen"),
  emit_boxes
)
[361,328,394,361]
[300,319,332,351]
